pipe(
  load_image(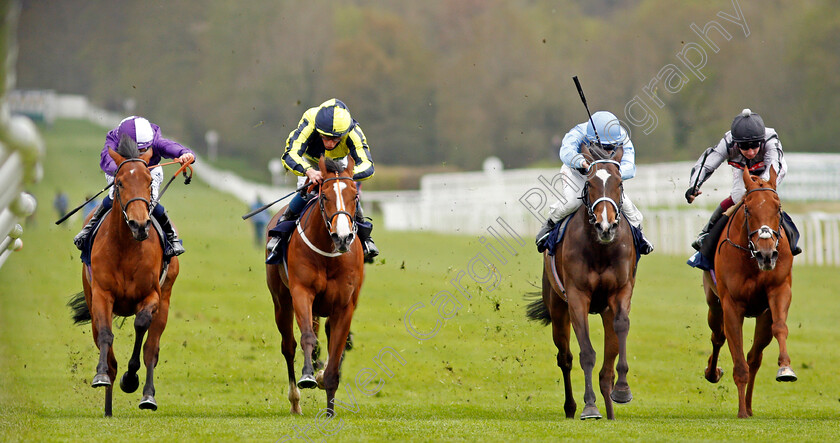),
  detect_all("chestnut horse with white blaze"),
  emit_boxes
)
[527,144,637,420]
[703,166,796,418]
[266,156,364,415]
[69,135,179,417]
